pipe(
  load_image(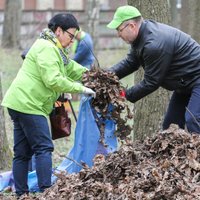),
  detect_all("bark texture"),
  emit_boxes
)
[127,0,171,140]
[2,0,22,48]
[0,74,12,171]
